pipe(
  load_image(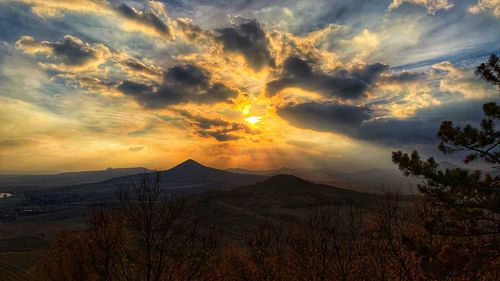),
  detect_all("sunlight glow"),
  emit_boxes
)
[245,116,262,124]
